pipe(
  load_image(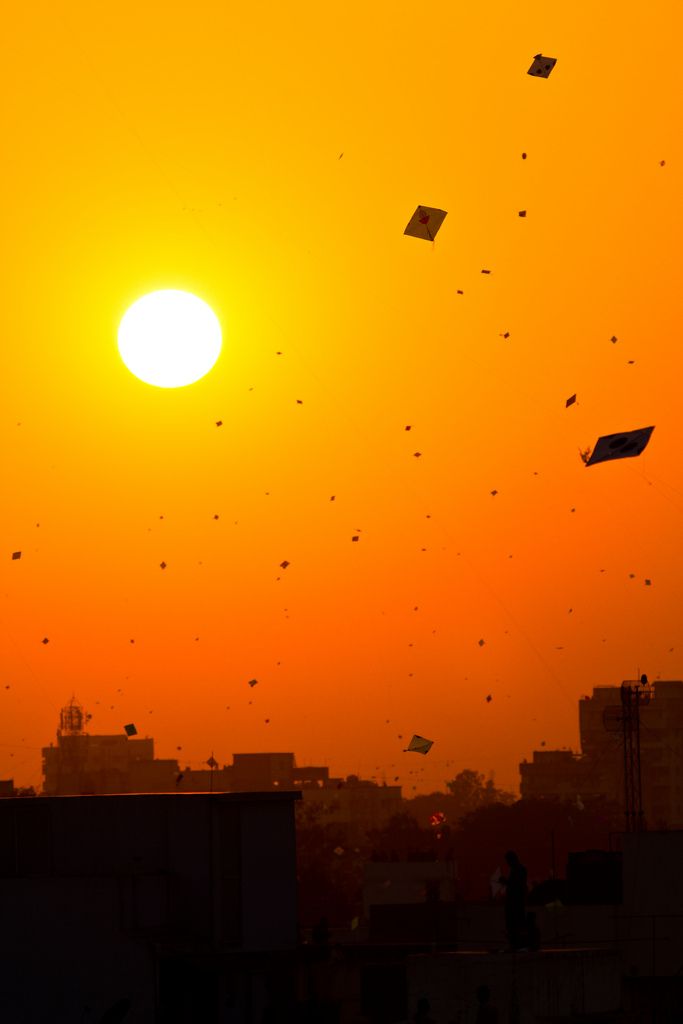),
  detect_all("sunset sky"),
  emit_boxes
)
[2,1,682,795]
